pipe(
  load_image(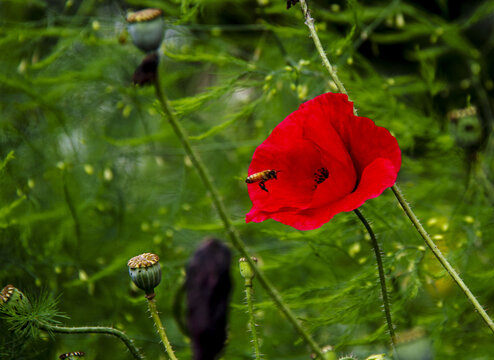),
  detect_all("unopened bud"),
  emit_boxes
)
[239,257,257,286]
